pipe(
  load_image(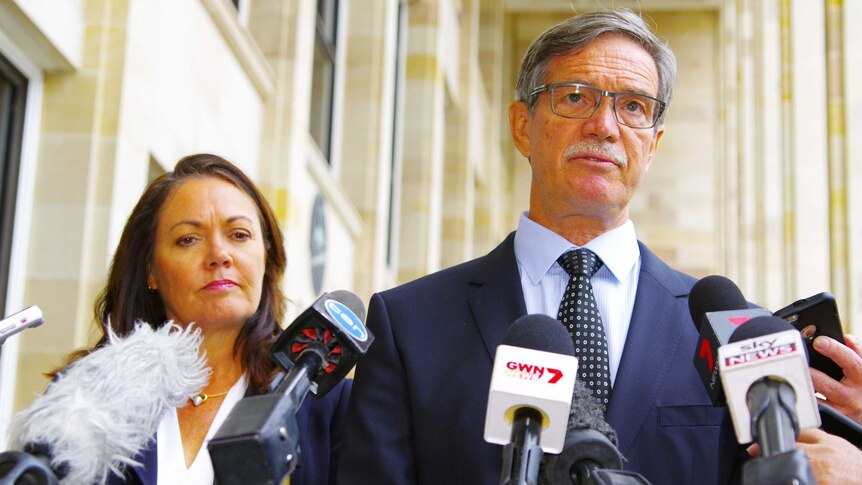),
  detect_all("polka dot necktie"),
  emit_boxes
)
[557,248,611,408]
